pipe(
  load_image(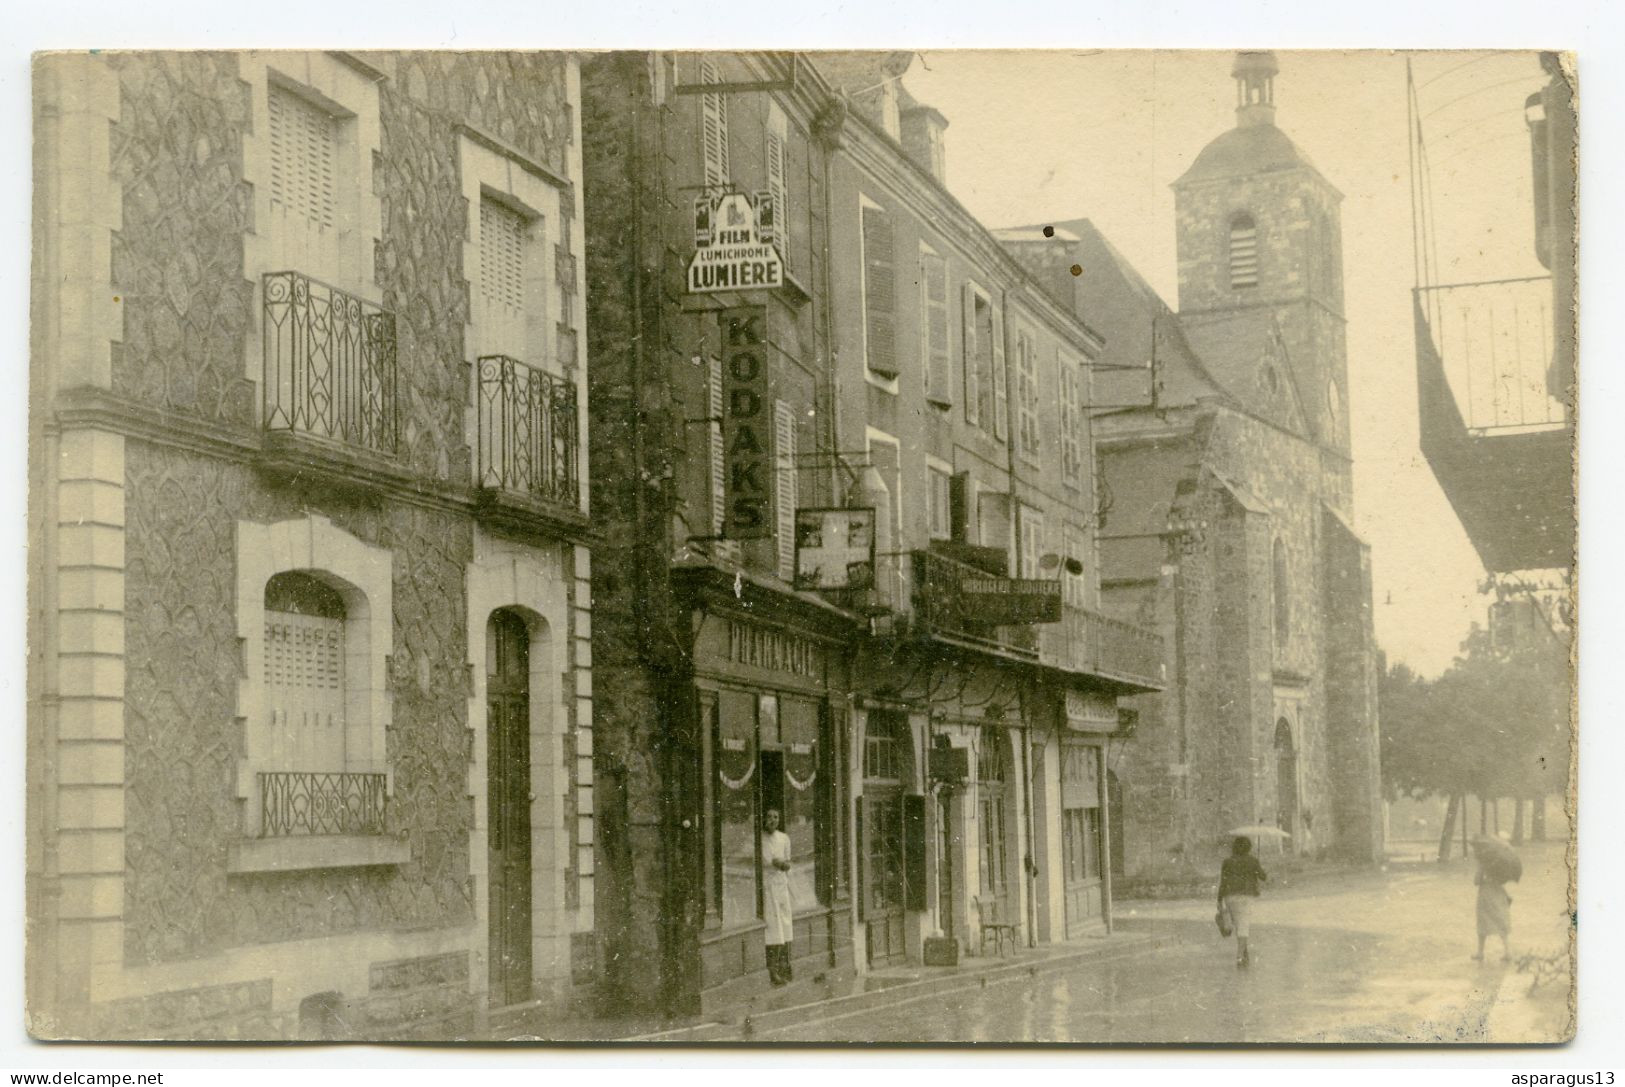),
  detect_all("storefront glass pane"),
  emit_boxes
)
[782,696,822,910]
[718,688,759,926]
